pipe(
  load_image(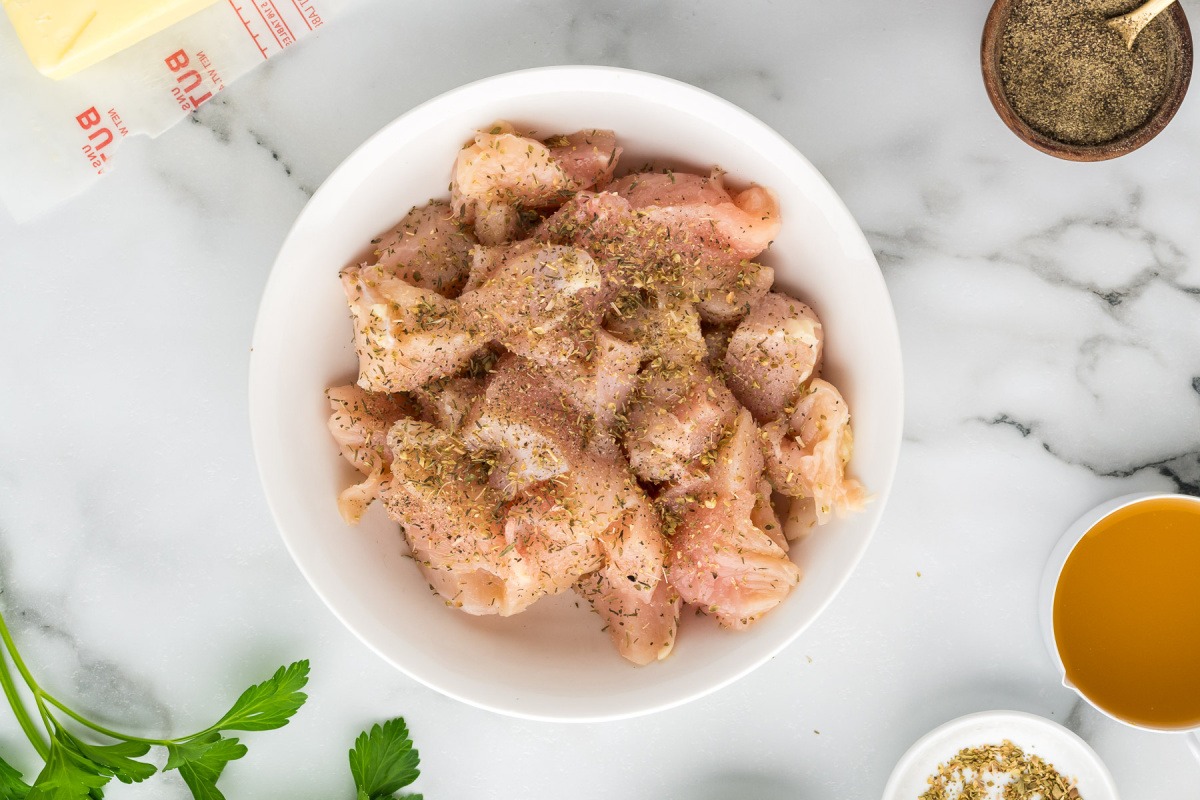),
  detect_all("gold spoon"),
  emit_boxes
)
[1108,0,1177,49]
